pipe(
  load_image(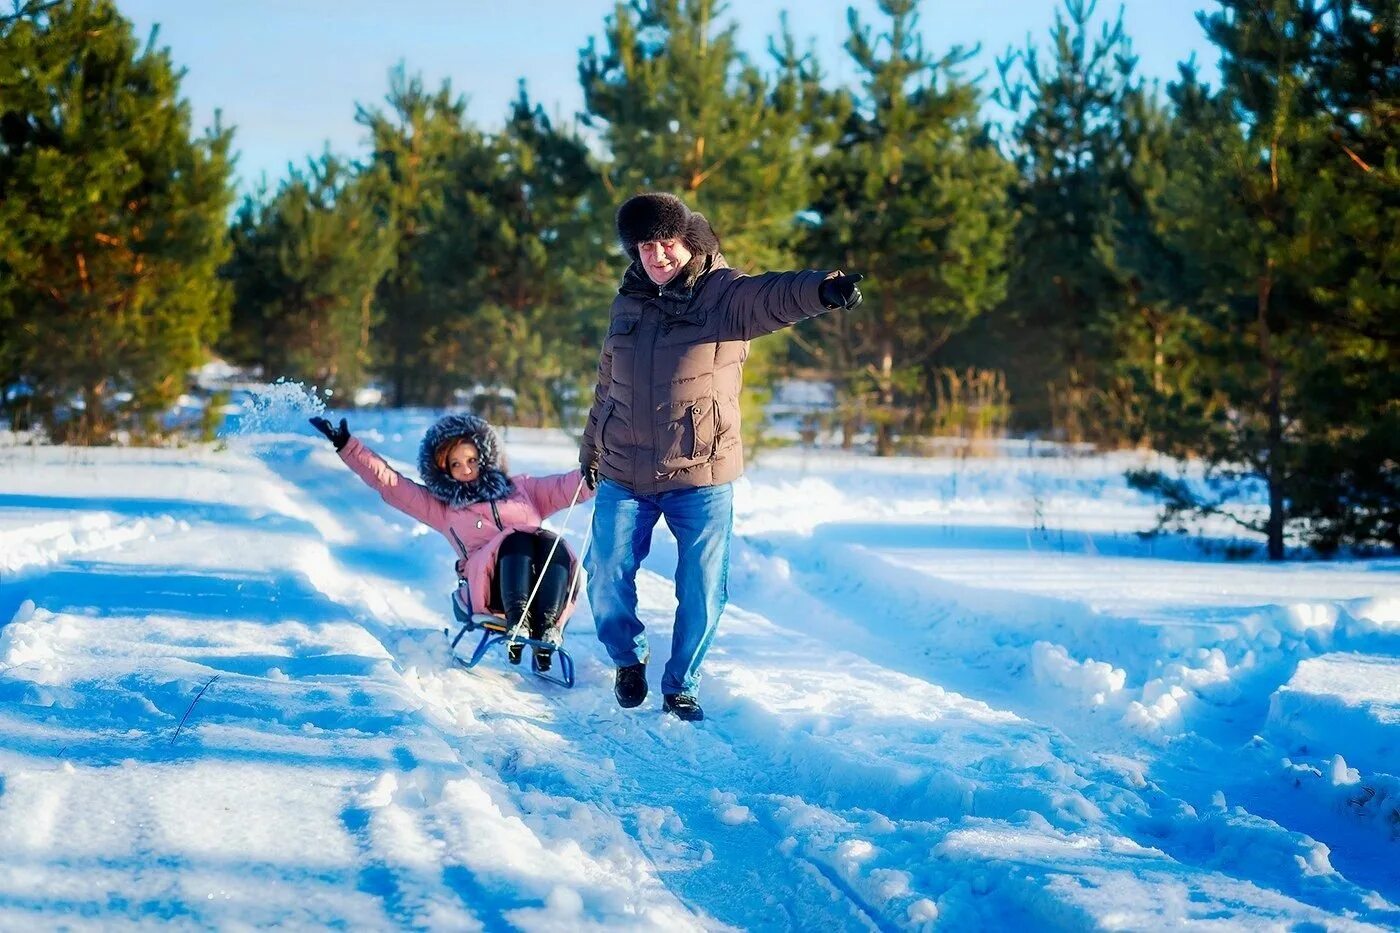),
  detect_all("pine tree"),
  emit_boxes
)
[1129,0,1398,558]
[437,86,611,426]
[356,66,479,406]
[1292,0,1399,552]
[0,0,234,441]
[1094,83,1193,444]
[580,0,817,267]
[805,0,1016,455]
[222,153,394,393]
[355,71,609,422]
[992,0,1139,442]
